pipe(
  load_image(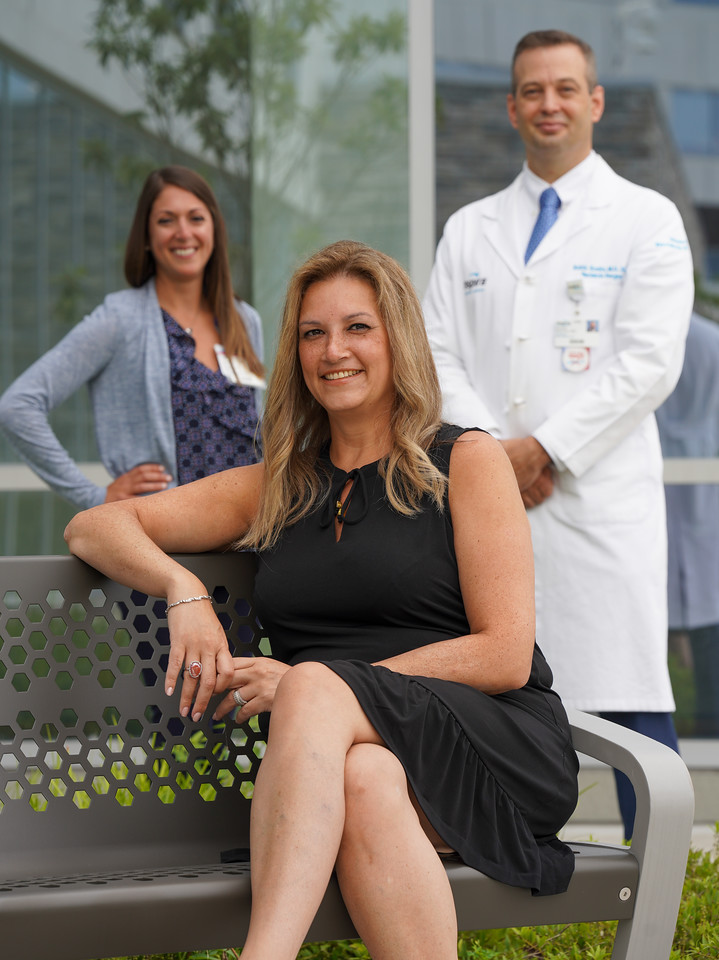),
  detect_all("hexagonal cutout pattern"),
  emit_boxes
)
[1,560,266,814]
